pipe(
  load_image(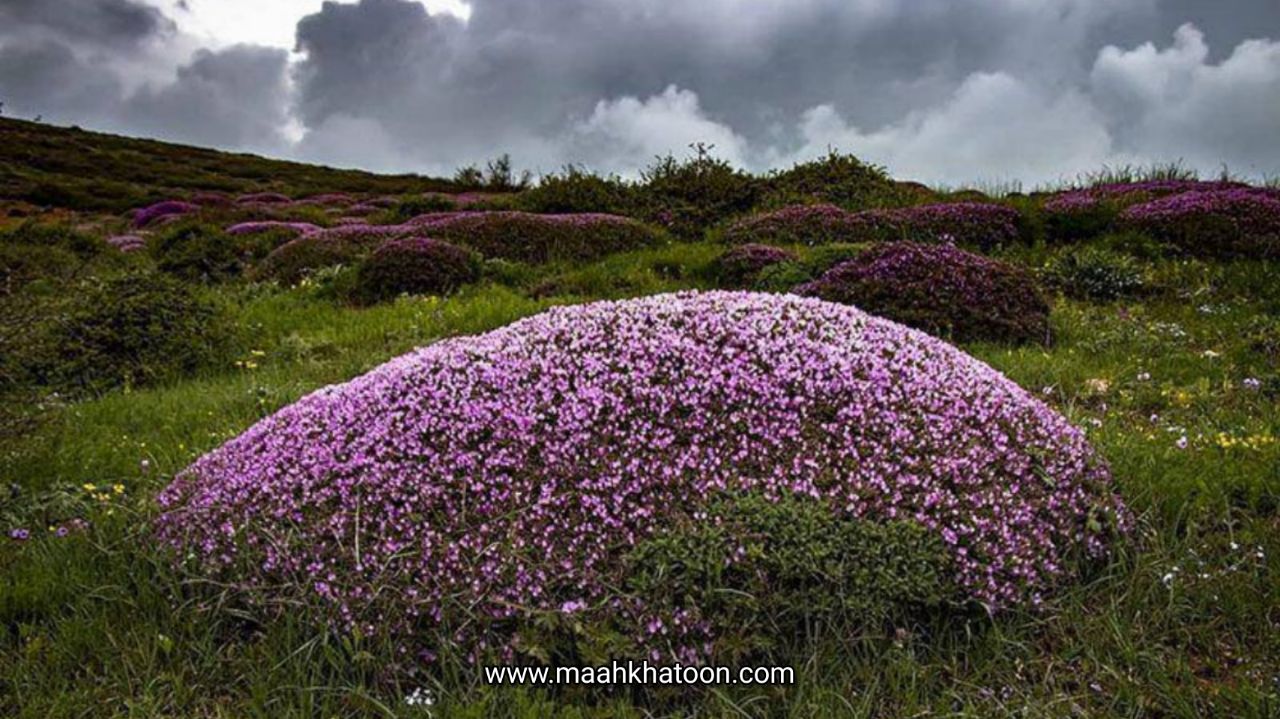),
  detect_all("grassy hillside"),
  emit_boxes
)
[0,118,458,213]
[0,131,1277,718]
